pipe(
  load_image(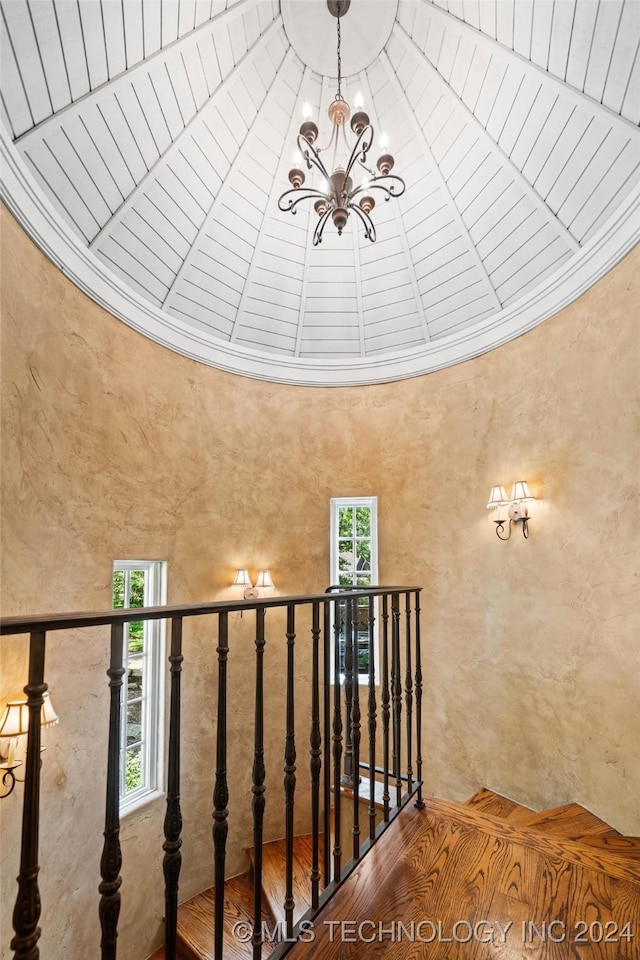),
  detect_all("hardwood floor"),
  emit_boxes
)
[284,798,639,960]
[149,792,639,960]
